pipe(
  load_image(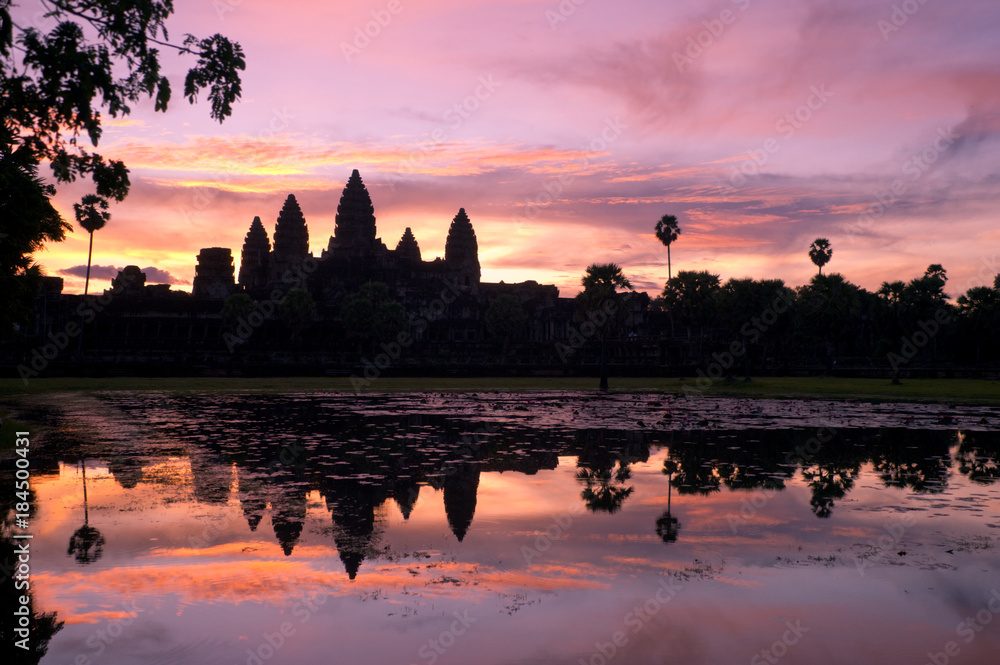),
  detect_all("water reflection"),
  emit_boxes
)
[67,459,105,564]
[656,460,680,543]
[13,392,1000,665]
[2,469,63,663]
[28,394,995,571]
